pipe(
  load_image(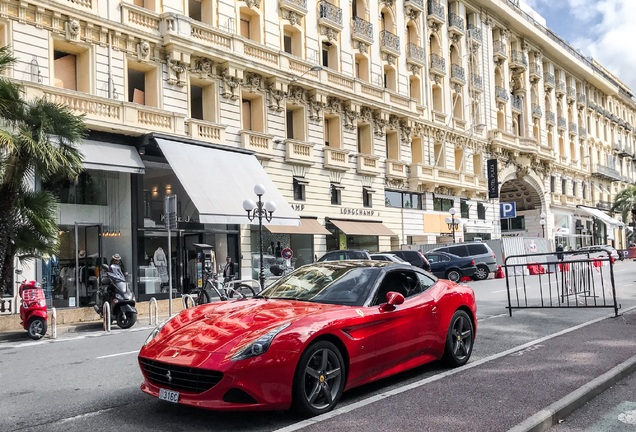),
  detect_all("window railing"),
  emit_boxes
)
[427,0,445,22]
[380,30,400,53]
[467,24,482,42]
[495,86,509,102]
[557,116,567,129]
[493,40,507,57]
[471,73,483,90]
[531,103,542,117]
[529,62,541,76]
[511,94,523,111]
[448,12,465,32]
[546,111,555,124]
[510,50,527,67]
[352,16,373,41]
[318,0,343,26]
[430,54,446,74]
[544,72,555,87]
[451,64,465,82]
[406,43,426,63]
